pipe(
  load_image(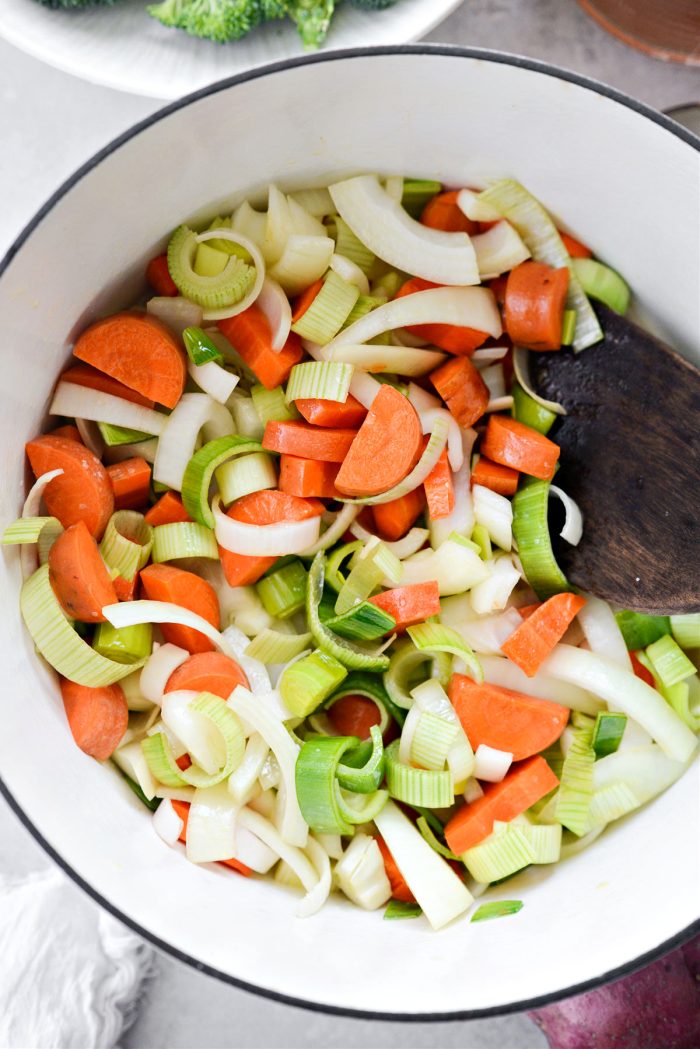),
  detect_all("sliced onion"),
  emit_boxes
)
[479,364,506,400]
[440,600,522,655]
[161,690,227,774]
[213,495,321,556]
[576,594,631,670]
[234,825,278,874]
[350,520,428,560]
[153,392,216,490]
[330,253,370,295]
[221,625,272,696]
[300,503,360,555]
[407,383,441,412]
[19,469,63,580]
[474,744,513,783]
[418,407,464,471]
[287,195,326,238]
[486,396,514,412]
[479,653,603,715]
[390,328,430,348]
[256,277,292,352]
[102,599,241,662]
[349,371,382,409]
[513,347,566,416]
[472,346,510,365]
[456,188,502,223]
[472,221,530,277]
[201,401,235,441]
[74,418,103,457]
[330,175,479,286]
[325,286,502,352]
[383,175,404,202]
[50,383,167,437]
[187,359,239,404]
[549,485,583,546]
[297,836,333,918]
[238,806,316,887]
[147,296,203,336]
[152,798,184,847]
[264,185,294,264]
[288,187,334,218]
[140,642,189,705]
[197,229,265,322]
[323,342,445,377]
[398,704,423,765]
[469,555,520,615]
[232,200,267,250]
[464,777,485,803]
[269,235,334,297]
